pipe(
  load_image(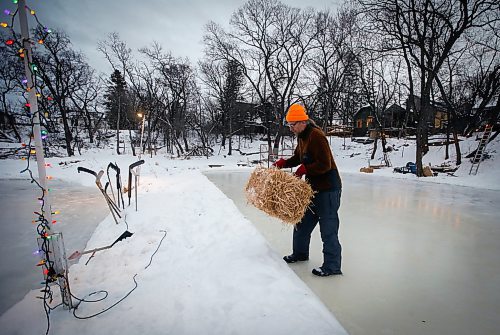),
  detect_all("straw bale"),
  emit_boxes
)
[245,167,314,225]
[360,167,374,173]
[423,165,433,177]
